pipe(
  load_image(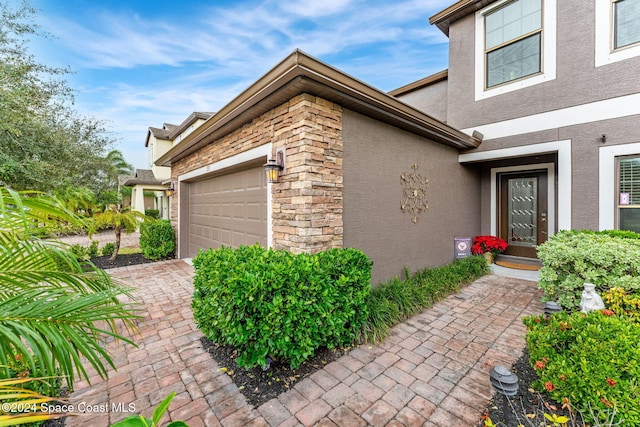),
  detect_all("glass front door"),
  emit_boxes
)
[499,171,548,258]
